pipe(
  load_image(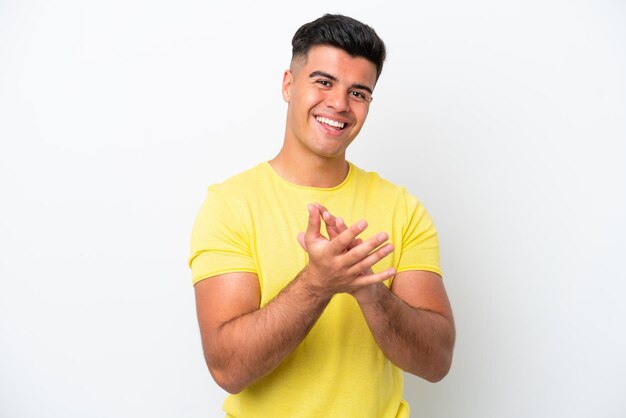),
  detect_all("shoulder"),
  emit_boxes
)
[208,163,269,195]
[195,163,272,225]
[348,163,433,228]
[349,162,415,203]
